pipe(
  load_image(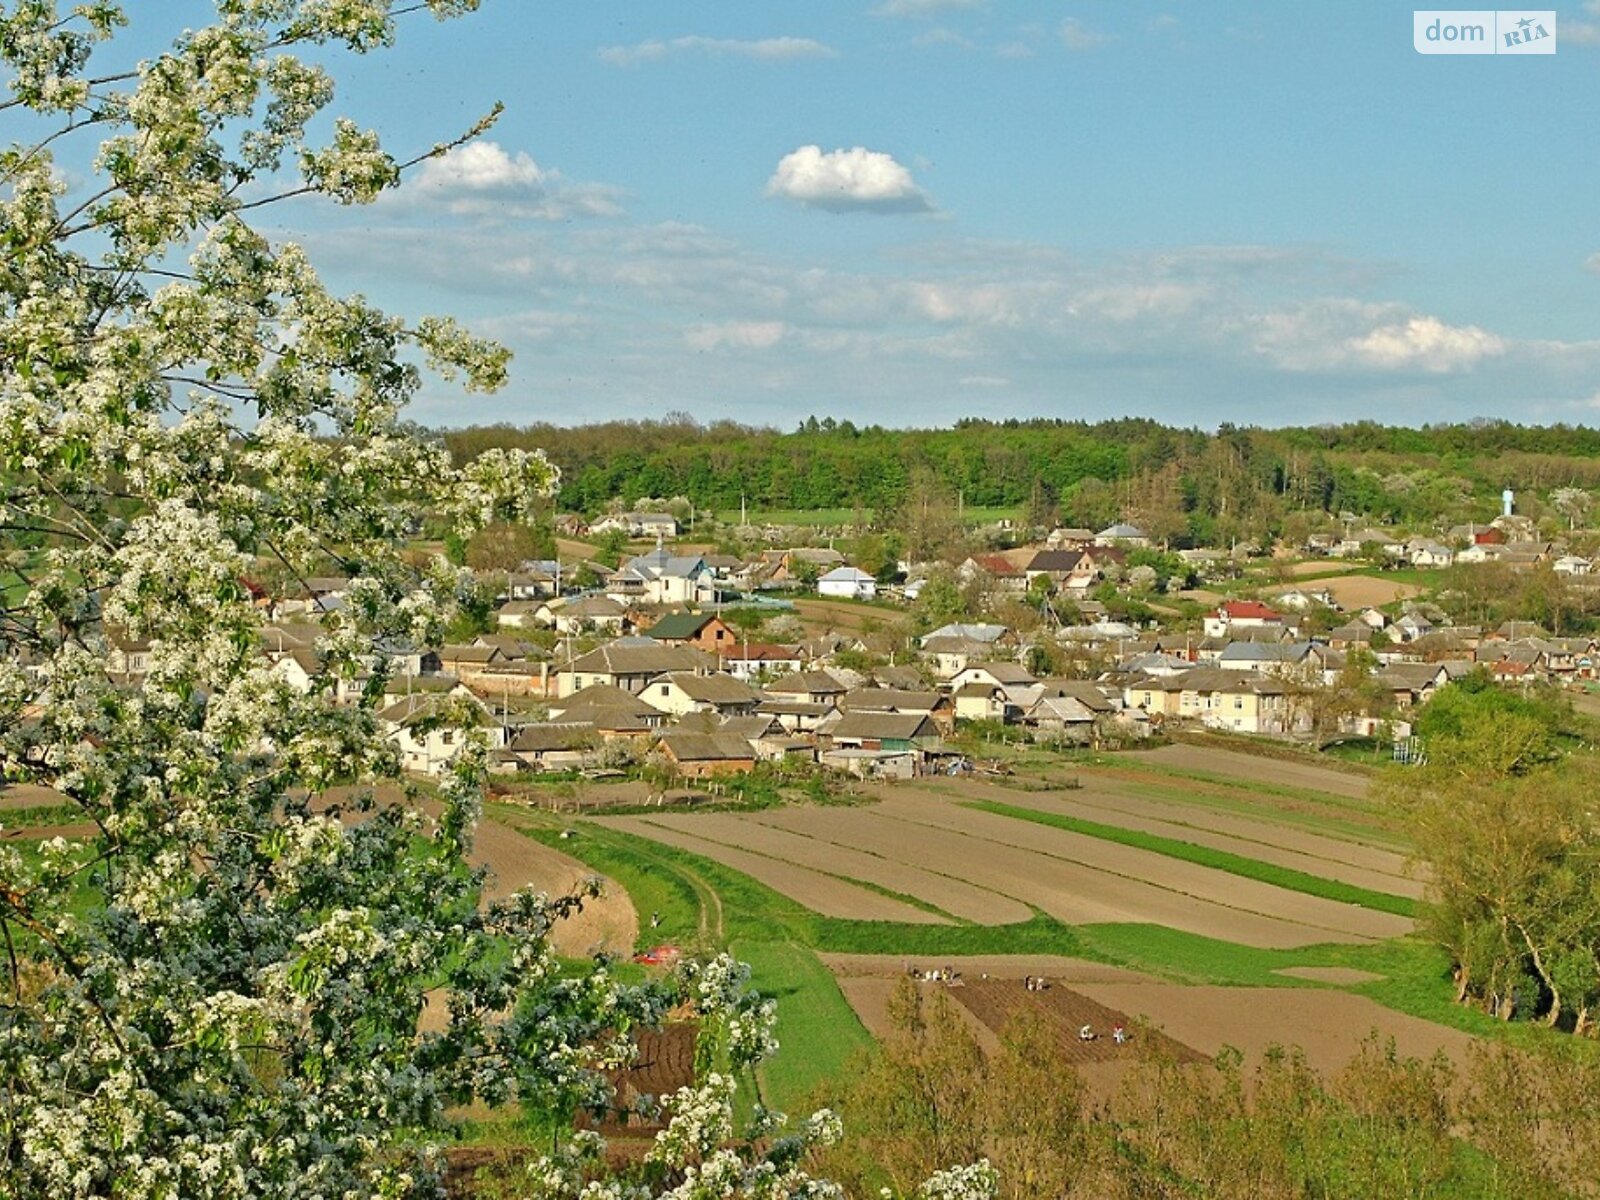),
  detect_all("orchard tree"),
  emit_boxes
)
[0,5,990,1198]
